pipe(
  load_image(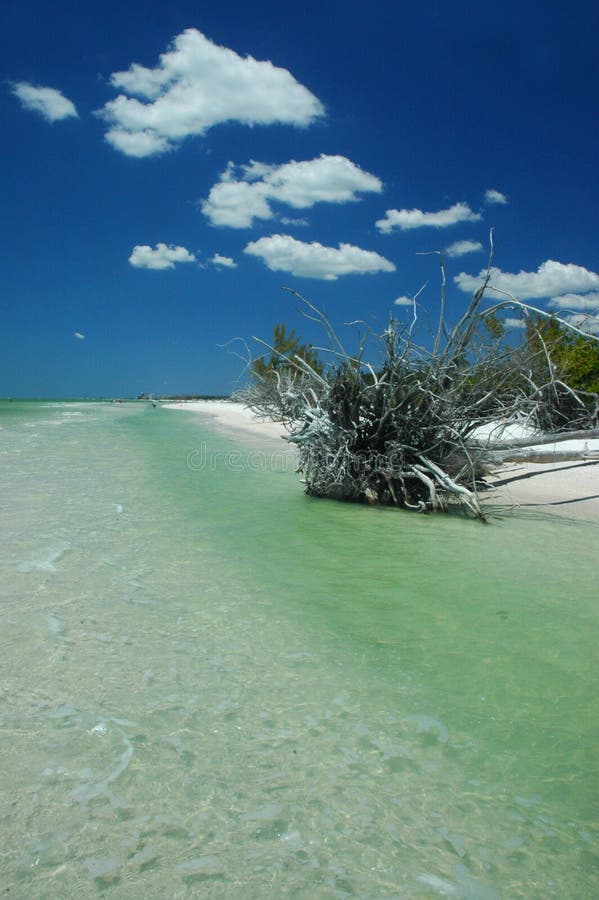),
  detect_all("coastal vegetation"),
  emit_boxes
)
[241,249,599,521]
[251,323,323,380]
